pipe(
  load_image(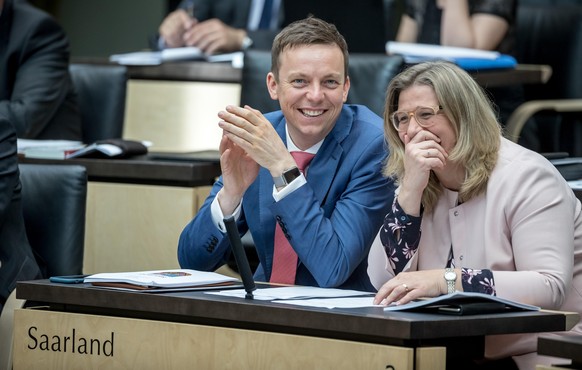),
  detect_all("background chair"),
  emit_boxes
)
[347,53,404,116]
[69,63,128,144]
[240,50,404,117]
[19,164,88,277]
[506,3,582,156]
[0,164,87,370]
[239,50,279,114]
